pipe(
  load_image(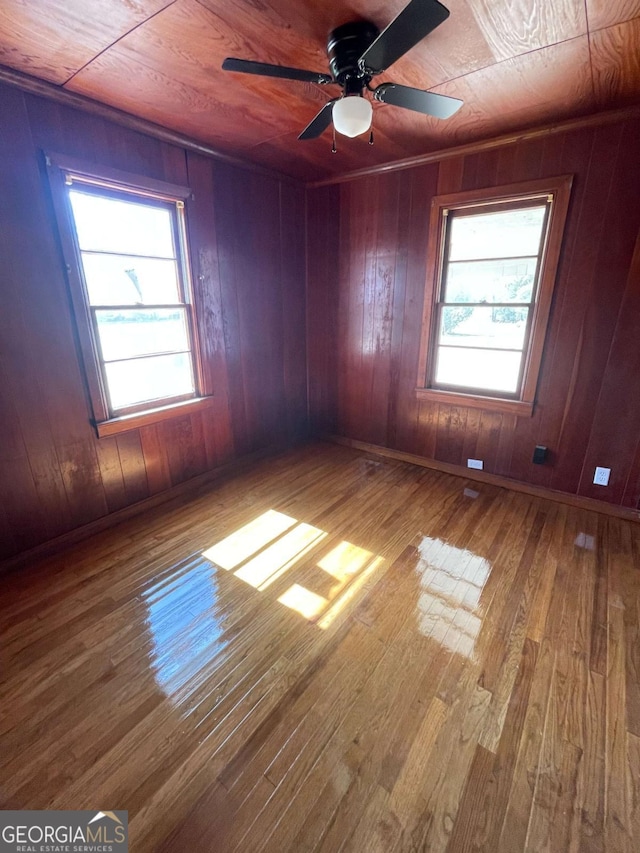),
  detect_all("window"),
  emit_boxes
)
[416,176,572,416]
[47,154,211,436]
